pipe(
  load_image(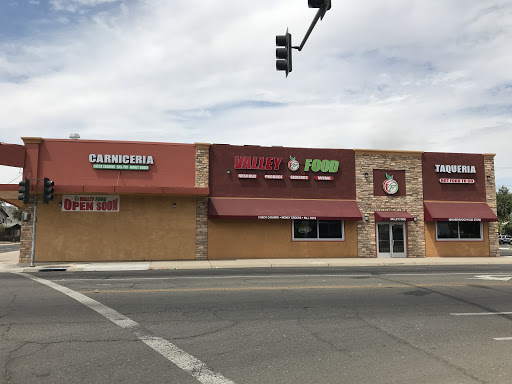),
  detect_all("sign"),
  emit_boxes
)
[258,216,317,220]
[315,176,334,181]
[90,154,153,171]
[290,175,309,180]
[448,218,481,221]
[390,218,407,221]
[304,159,339,173]
[435,164,476,174]
[264,175,284,179]
[439,178,475,184]
[382,173,399,195]
[62,195,120,212]
[238,174,257,179]
[234,156,283,170]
